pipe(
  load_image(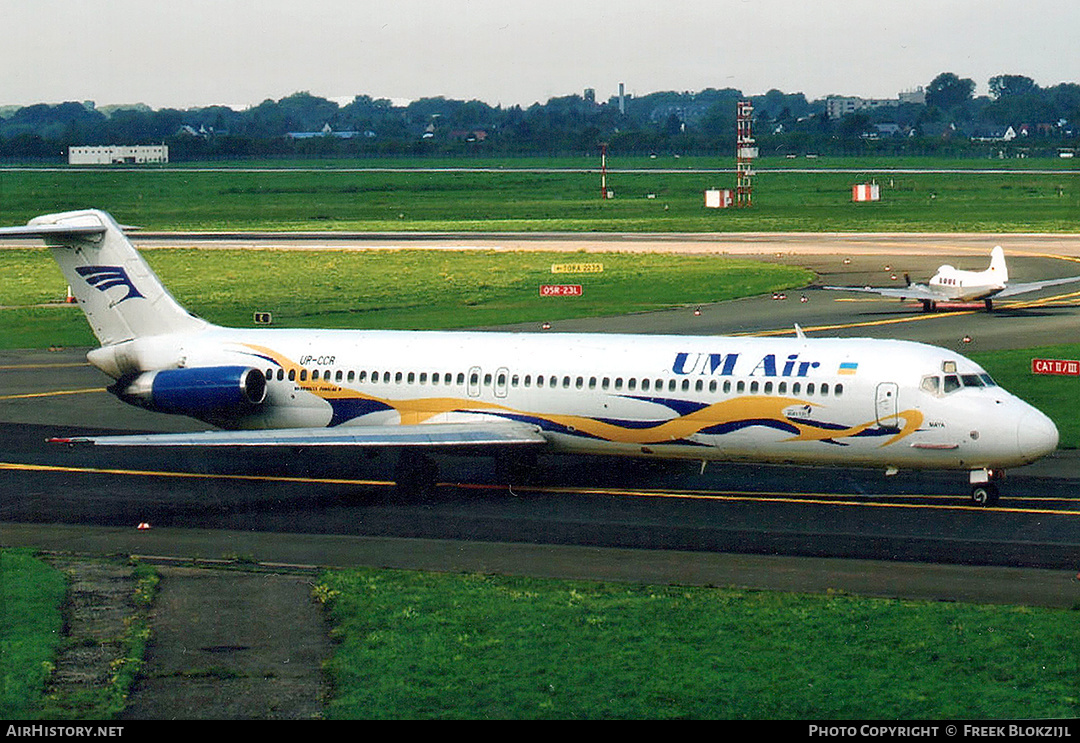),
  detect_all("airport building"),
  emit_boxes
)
[68,145,169,165]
